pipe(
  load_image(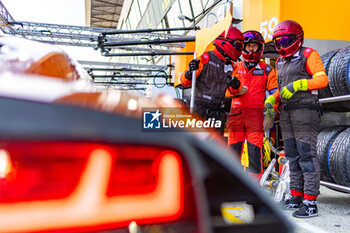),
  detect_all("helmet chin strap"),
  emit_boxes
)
[213,42,232,63]
[244,61,259,69]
